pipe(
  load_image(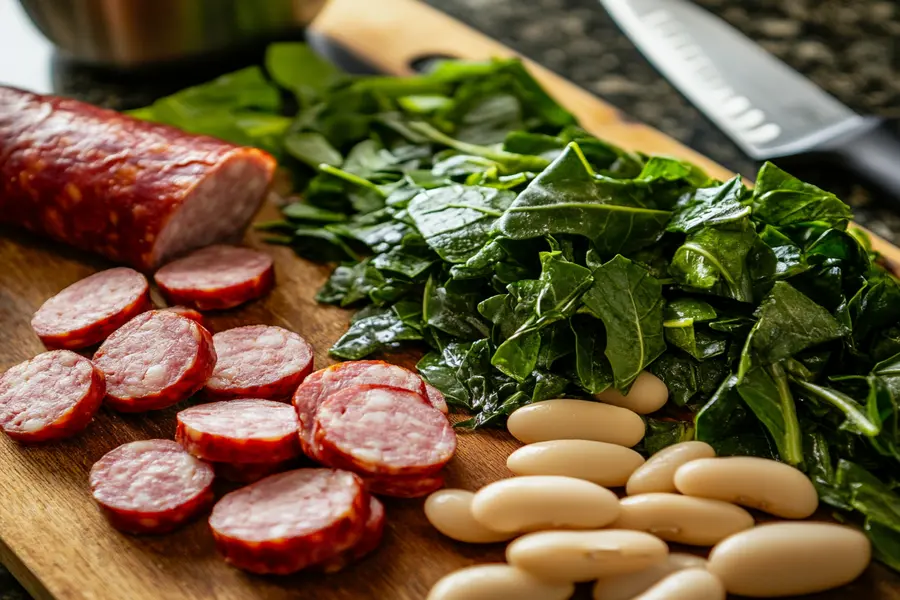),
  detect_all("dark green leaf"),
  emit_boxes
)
[696,375,749,442]
[667,176,749,233]
[643,420,695,455]
[571,316,614,394]
[668,218,758,303]
[850,272,900,345]
[370,245,435,280]
[497,144,672,256]
[329,302,424,359]
[282,202,348,223]
[804,430,854,510]
[751,282,848,364]
[792,379,881,436]
[583,255,666,390]
[423,276,491,339]
[757,225,808,279]
[736,363,804,465]
[265,42,342,103]
[836,459,900,530]
[663,298,726,360]
[407,185,515,263]
[417,343,472,408]
[752,162,853,228]
[492,252,593,381]
[284,131,343,168]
